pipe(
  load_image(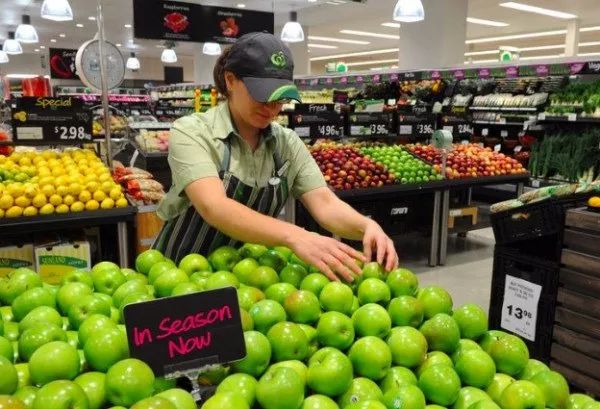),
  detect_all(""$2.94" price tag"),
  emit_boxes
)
[500,275,542,341]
